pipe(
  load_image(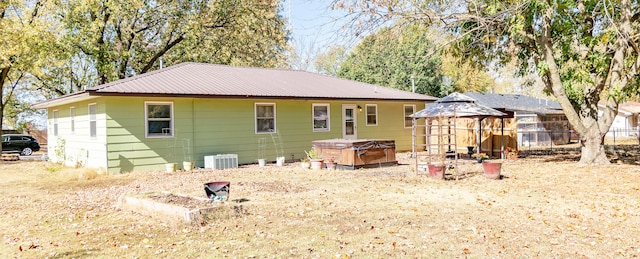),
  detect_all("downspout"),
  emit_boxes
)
[192,98,196,164]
